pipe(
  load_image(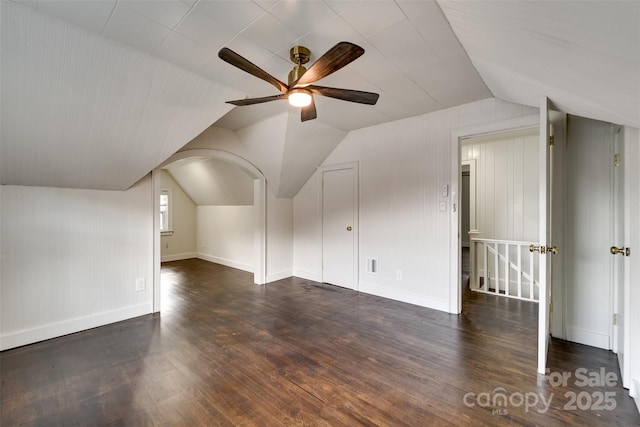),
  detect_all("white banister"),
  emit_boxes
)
[470,238,539,302]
